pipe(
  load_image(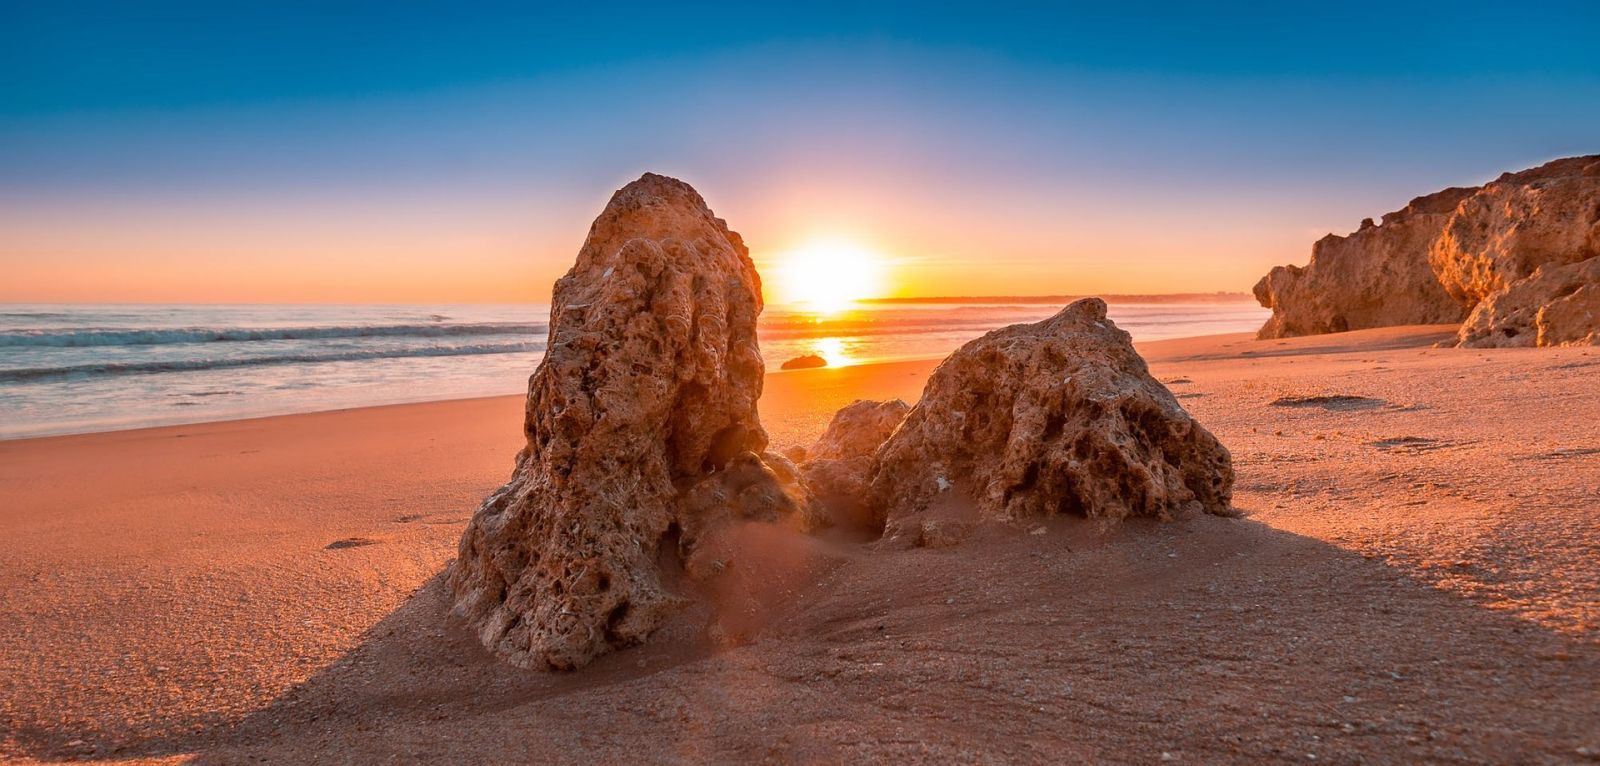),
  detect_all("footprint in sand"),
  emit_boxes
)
[1271,395,1386,411]
[325,537,382,550]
